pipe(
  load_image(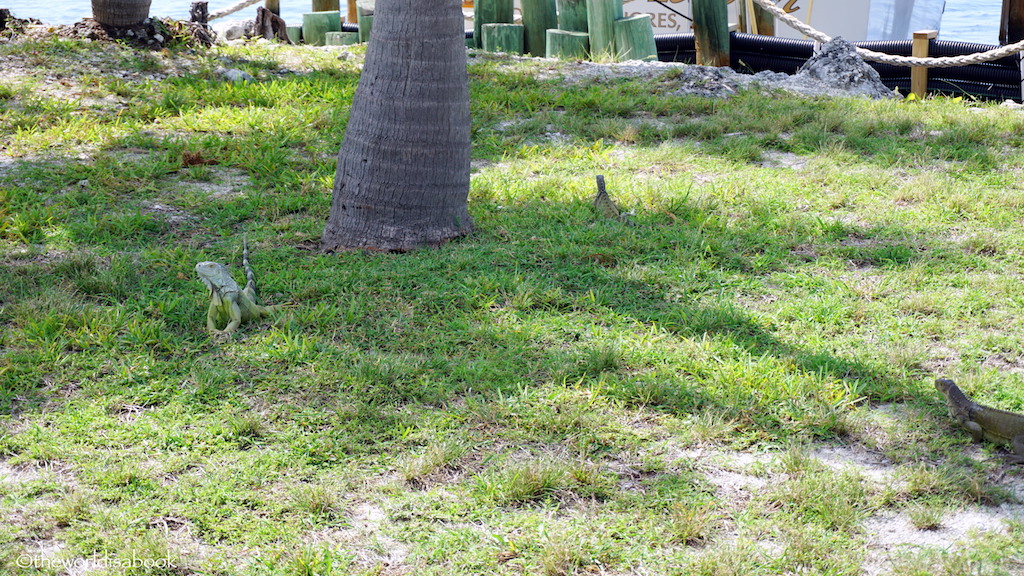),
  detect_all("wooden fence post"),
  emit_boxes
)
[313,0,340,11]
[303,10,341,45]
[347,0,357,23]
[614,14,657,61]
[1001,0,1024,44]
[482,22,524,54]
[556,0,588,33]
[750,0,773,35]
[522,0,558,56]
[586,0,617,59]
[189,2,209,25]
[754,9,774,35]
[358,6,373,42]
[911,29,937,100]
[475,0,514,48]
[693,0,729,67]
[546,29,589,58]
